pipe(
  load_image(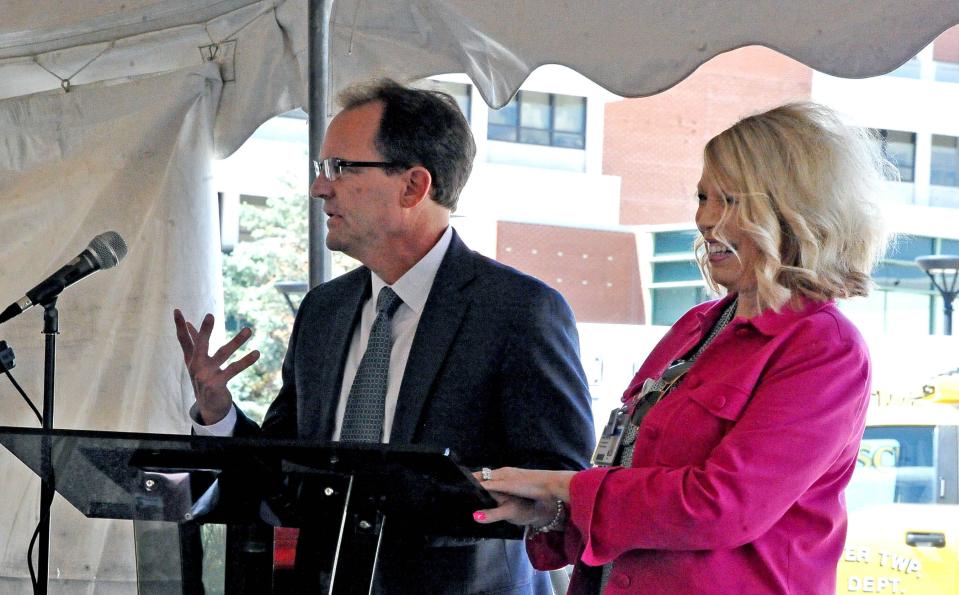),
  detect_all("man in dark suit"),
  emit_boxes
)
[174,79,594,594]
